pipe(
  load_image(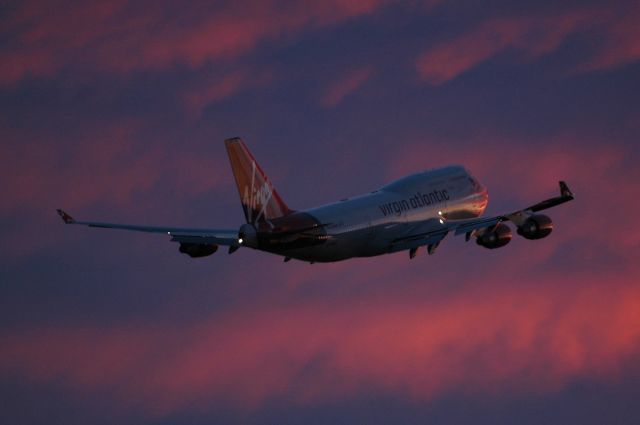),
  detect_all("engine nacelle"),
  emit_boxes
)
[238,223,259,248]
[476,223,512,249]
[517,214,553,240]
[179,243,218,258]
